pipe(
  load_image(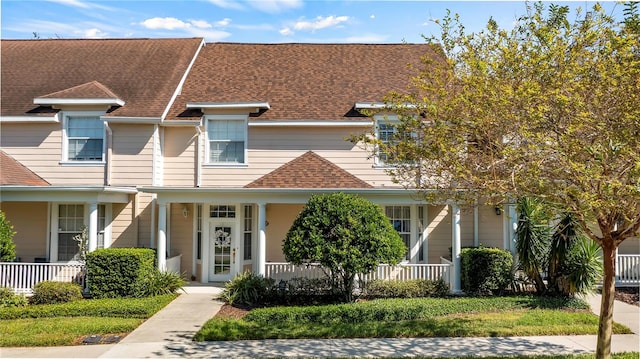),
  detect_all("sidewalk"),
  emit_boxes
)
[1,289,638,358]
